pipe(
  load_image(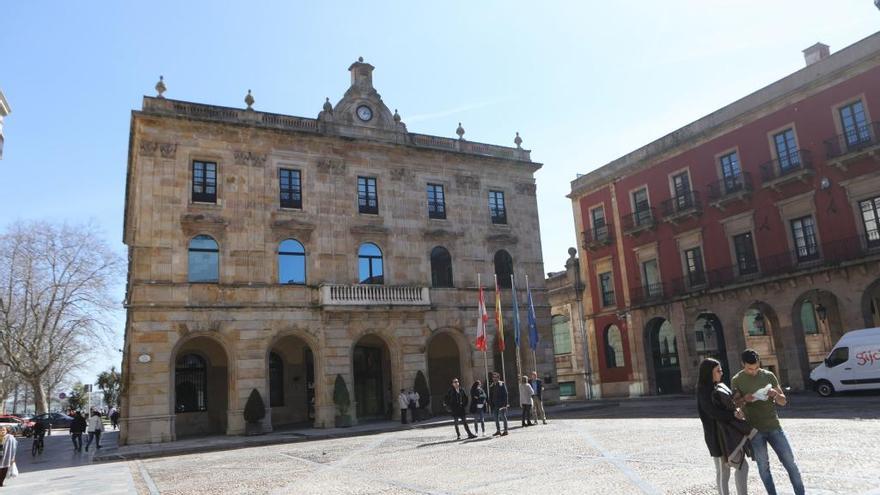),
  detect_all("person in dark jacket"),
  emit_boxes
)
[70,411,87,452]
[469,380,488,436]
[697,358,756,495]
[487,372,509,436]
[444,378,476,439]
